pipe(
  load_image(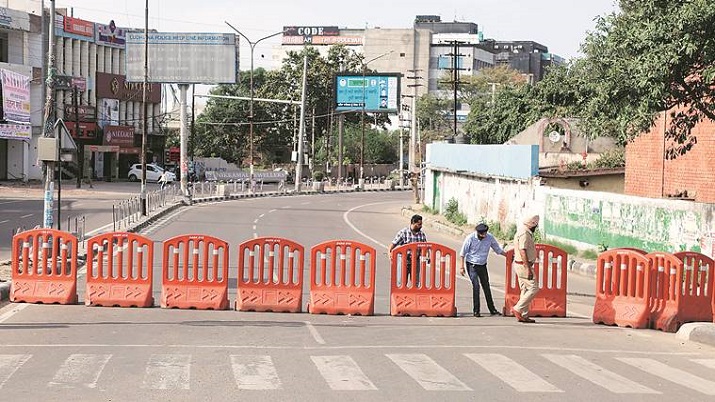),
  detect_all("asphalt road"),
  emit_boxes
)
[0,191,714,401]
